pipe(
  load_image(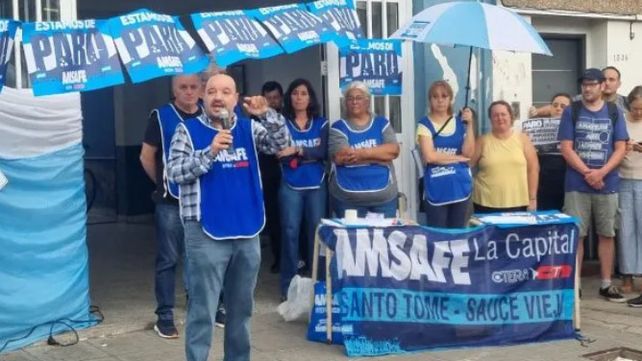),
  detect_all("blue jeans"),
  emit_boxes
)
[424,199,470,228]
[154,202,187,321]
[184,221,260,361]
[618,179,642,275]
[279,182,327,296]
[331,196,397,218]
